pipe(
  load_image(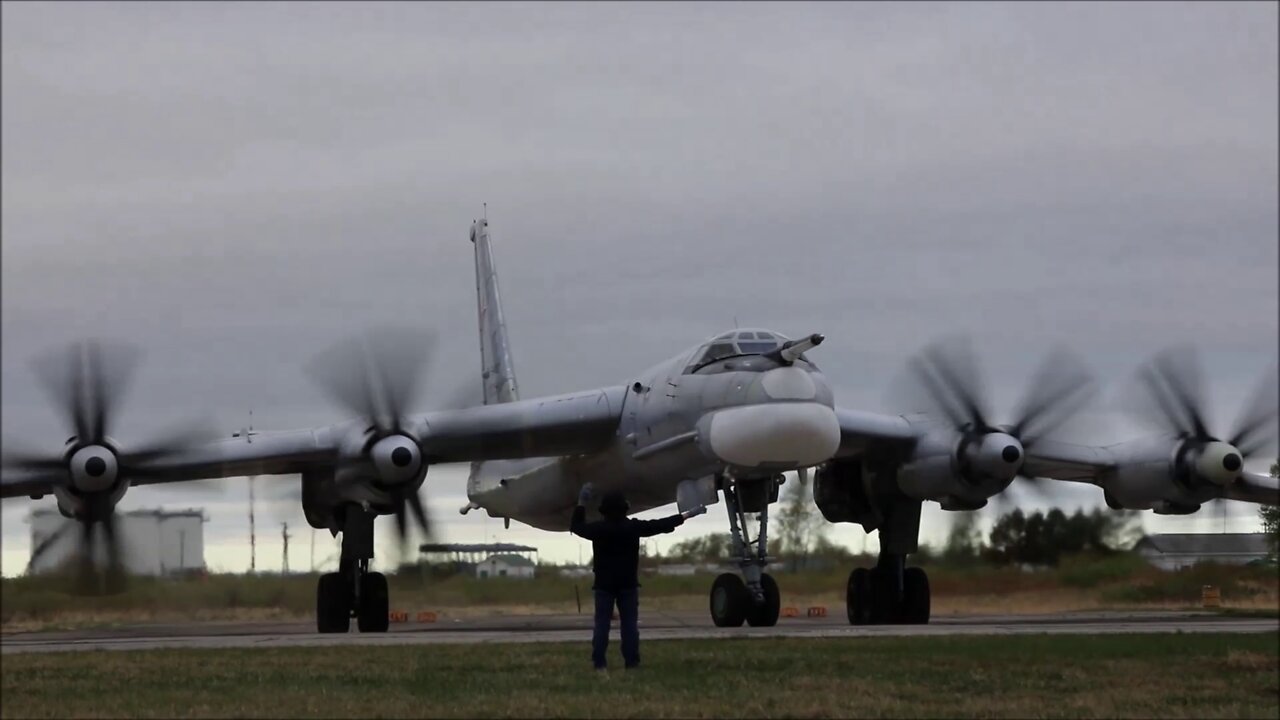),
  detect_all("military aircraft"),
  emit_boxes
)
[4,218,1277,632]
